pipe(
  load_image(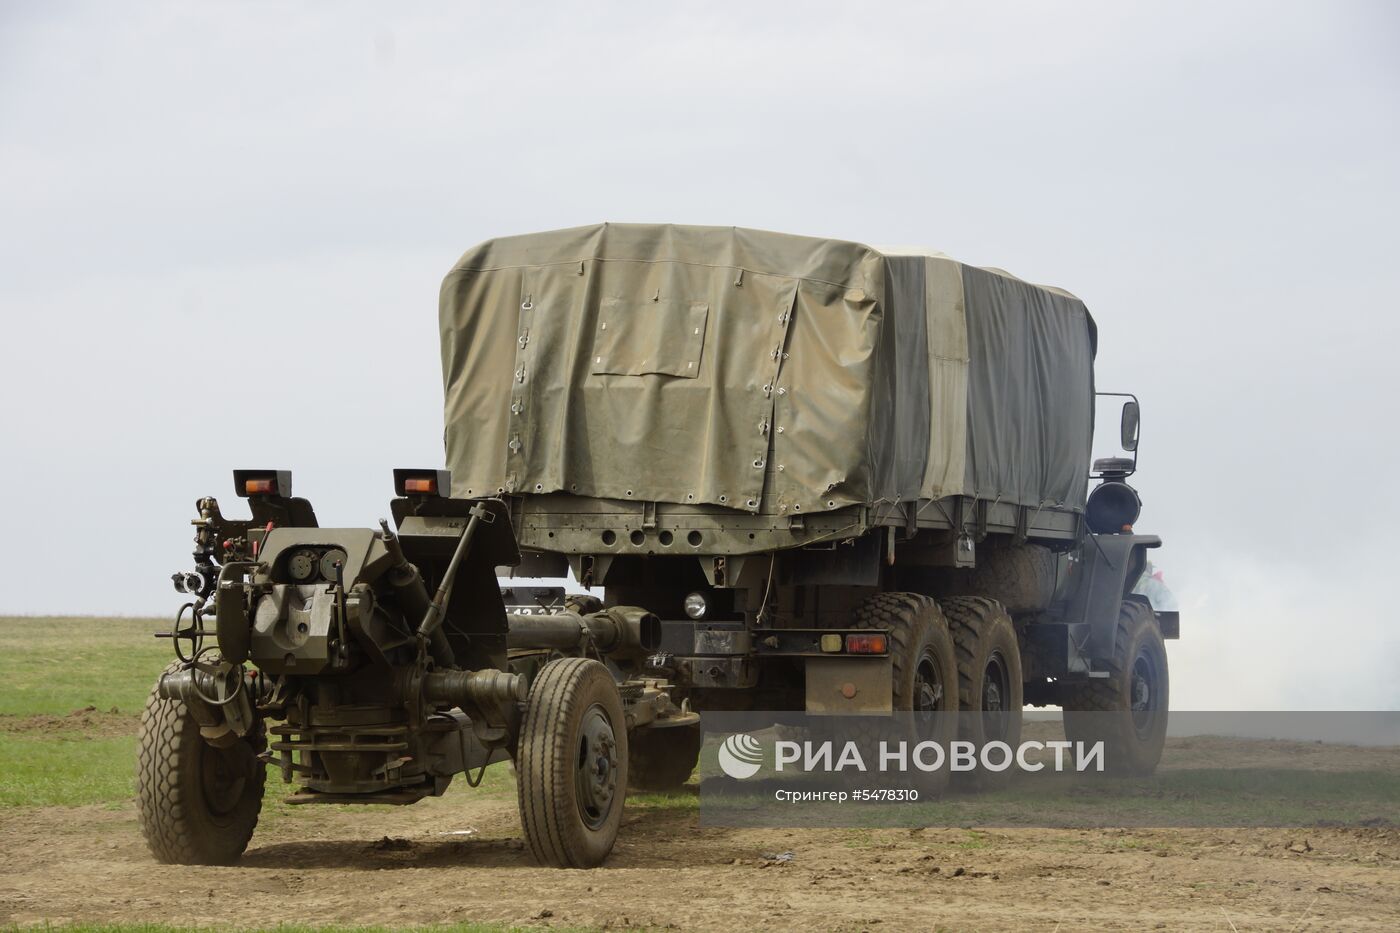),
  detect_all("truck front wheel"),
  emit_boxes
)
[1062,599,1168,775]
